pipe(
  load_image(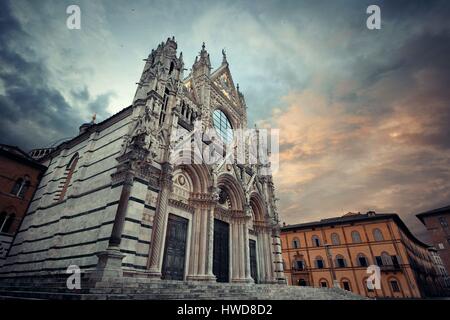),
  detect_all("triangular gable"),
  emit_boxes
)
[210,63,242,108]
